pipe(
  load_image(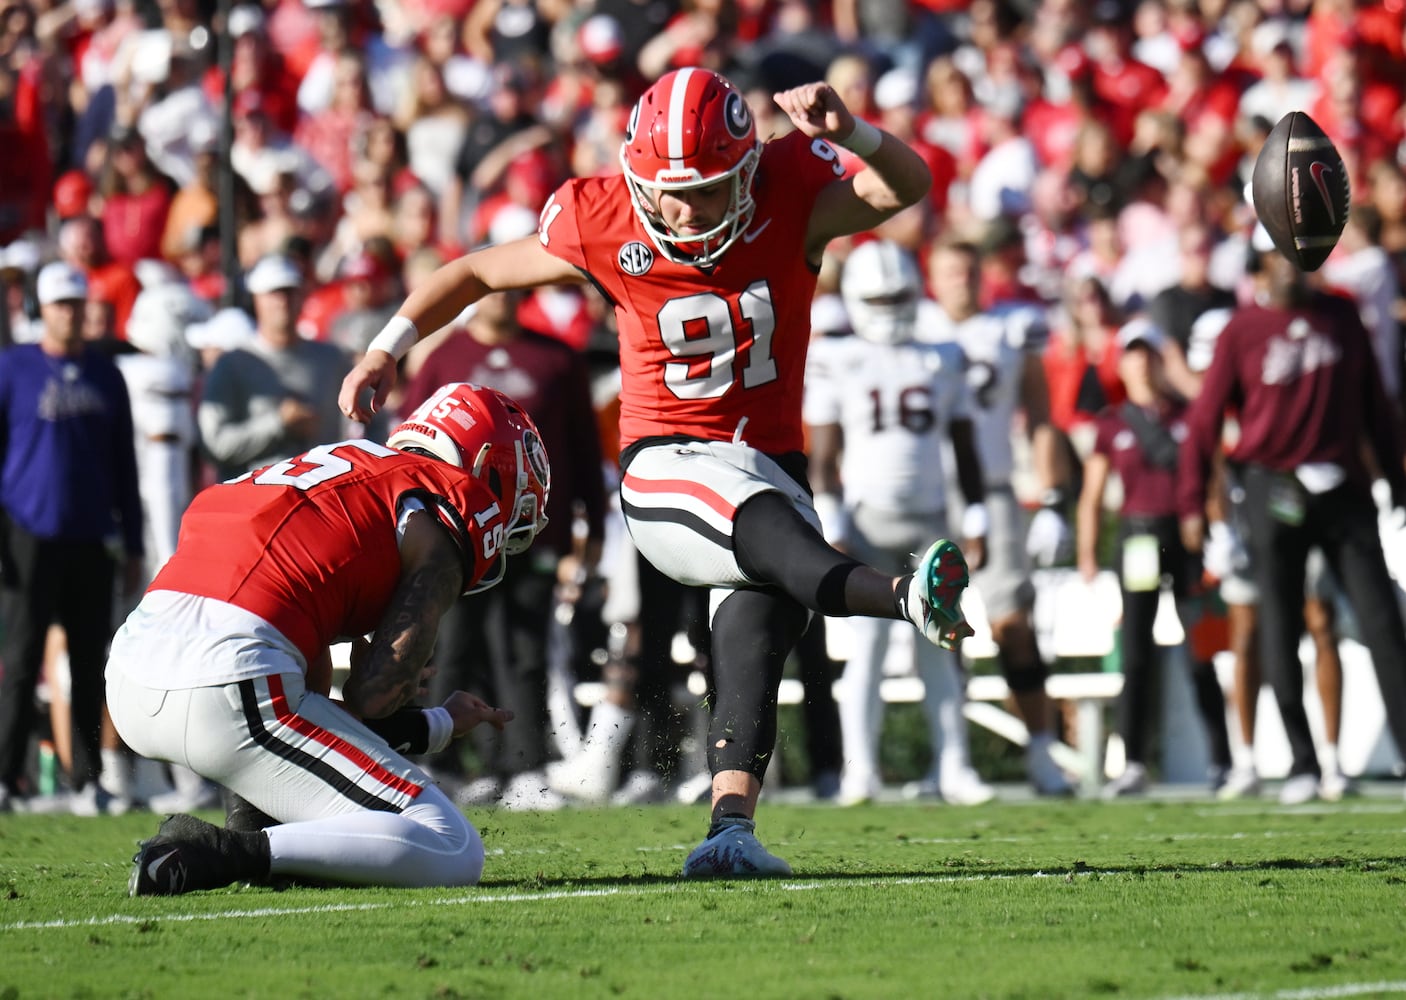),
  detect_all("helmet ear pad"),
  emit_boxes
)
[620,67,761,267]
